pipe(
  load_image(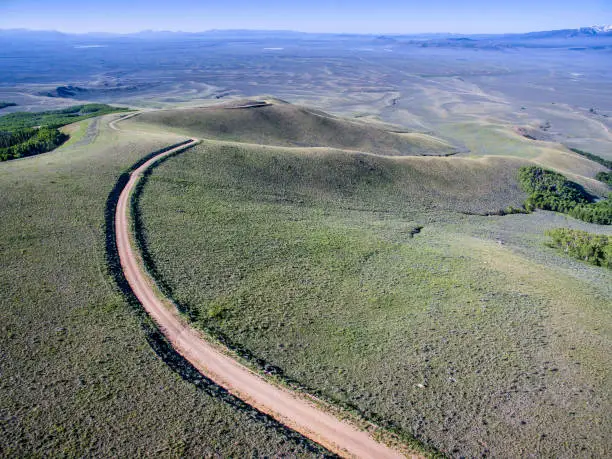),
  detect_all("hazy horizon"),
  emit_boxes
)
[2,24,612,37]
[1,0,611,35]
